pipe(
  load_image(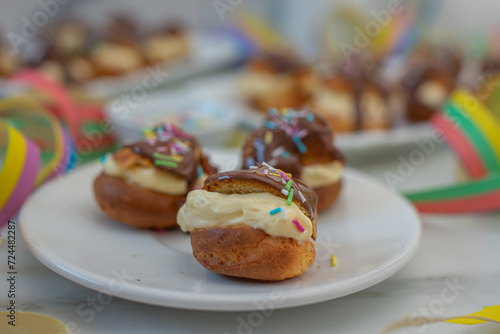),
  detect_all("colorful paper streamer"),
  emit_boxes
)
[0,70,116,224]
[405,89,500,213]
[233,11,289,53]
[0,97,65,184]
[0,120,40,227]
[9,70,117,162]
